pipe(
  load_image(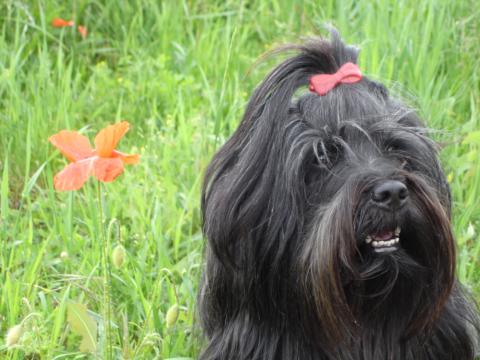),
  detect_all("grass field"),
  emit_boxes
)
[0,0,479,358]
